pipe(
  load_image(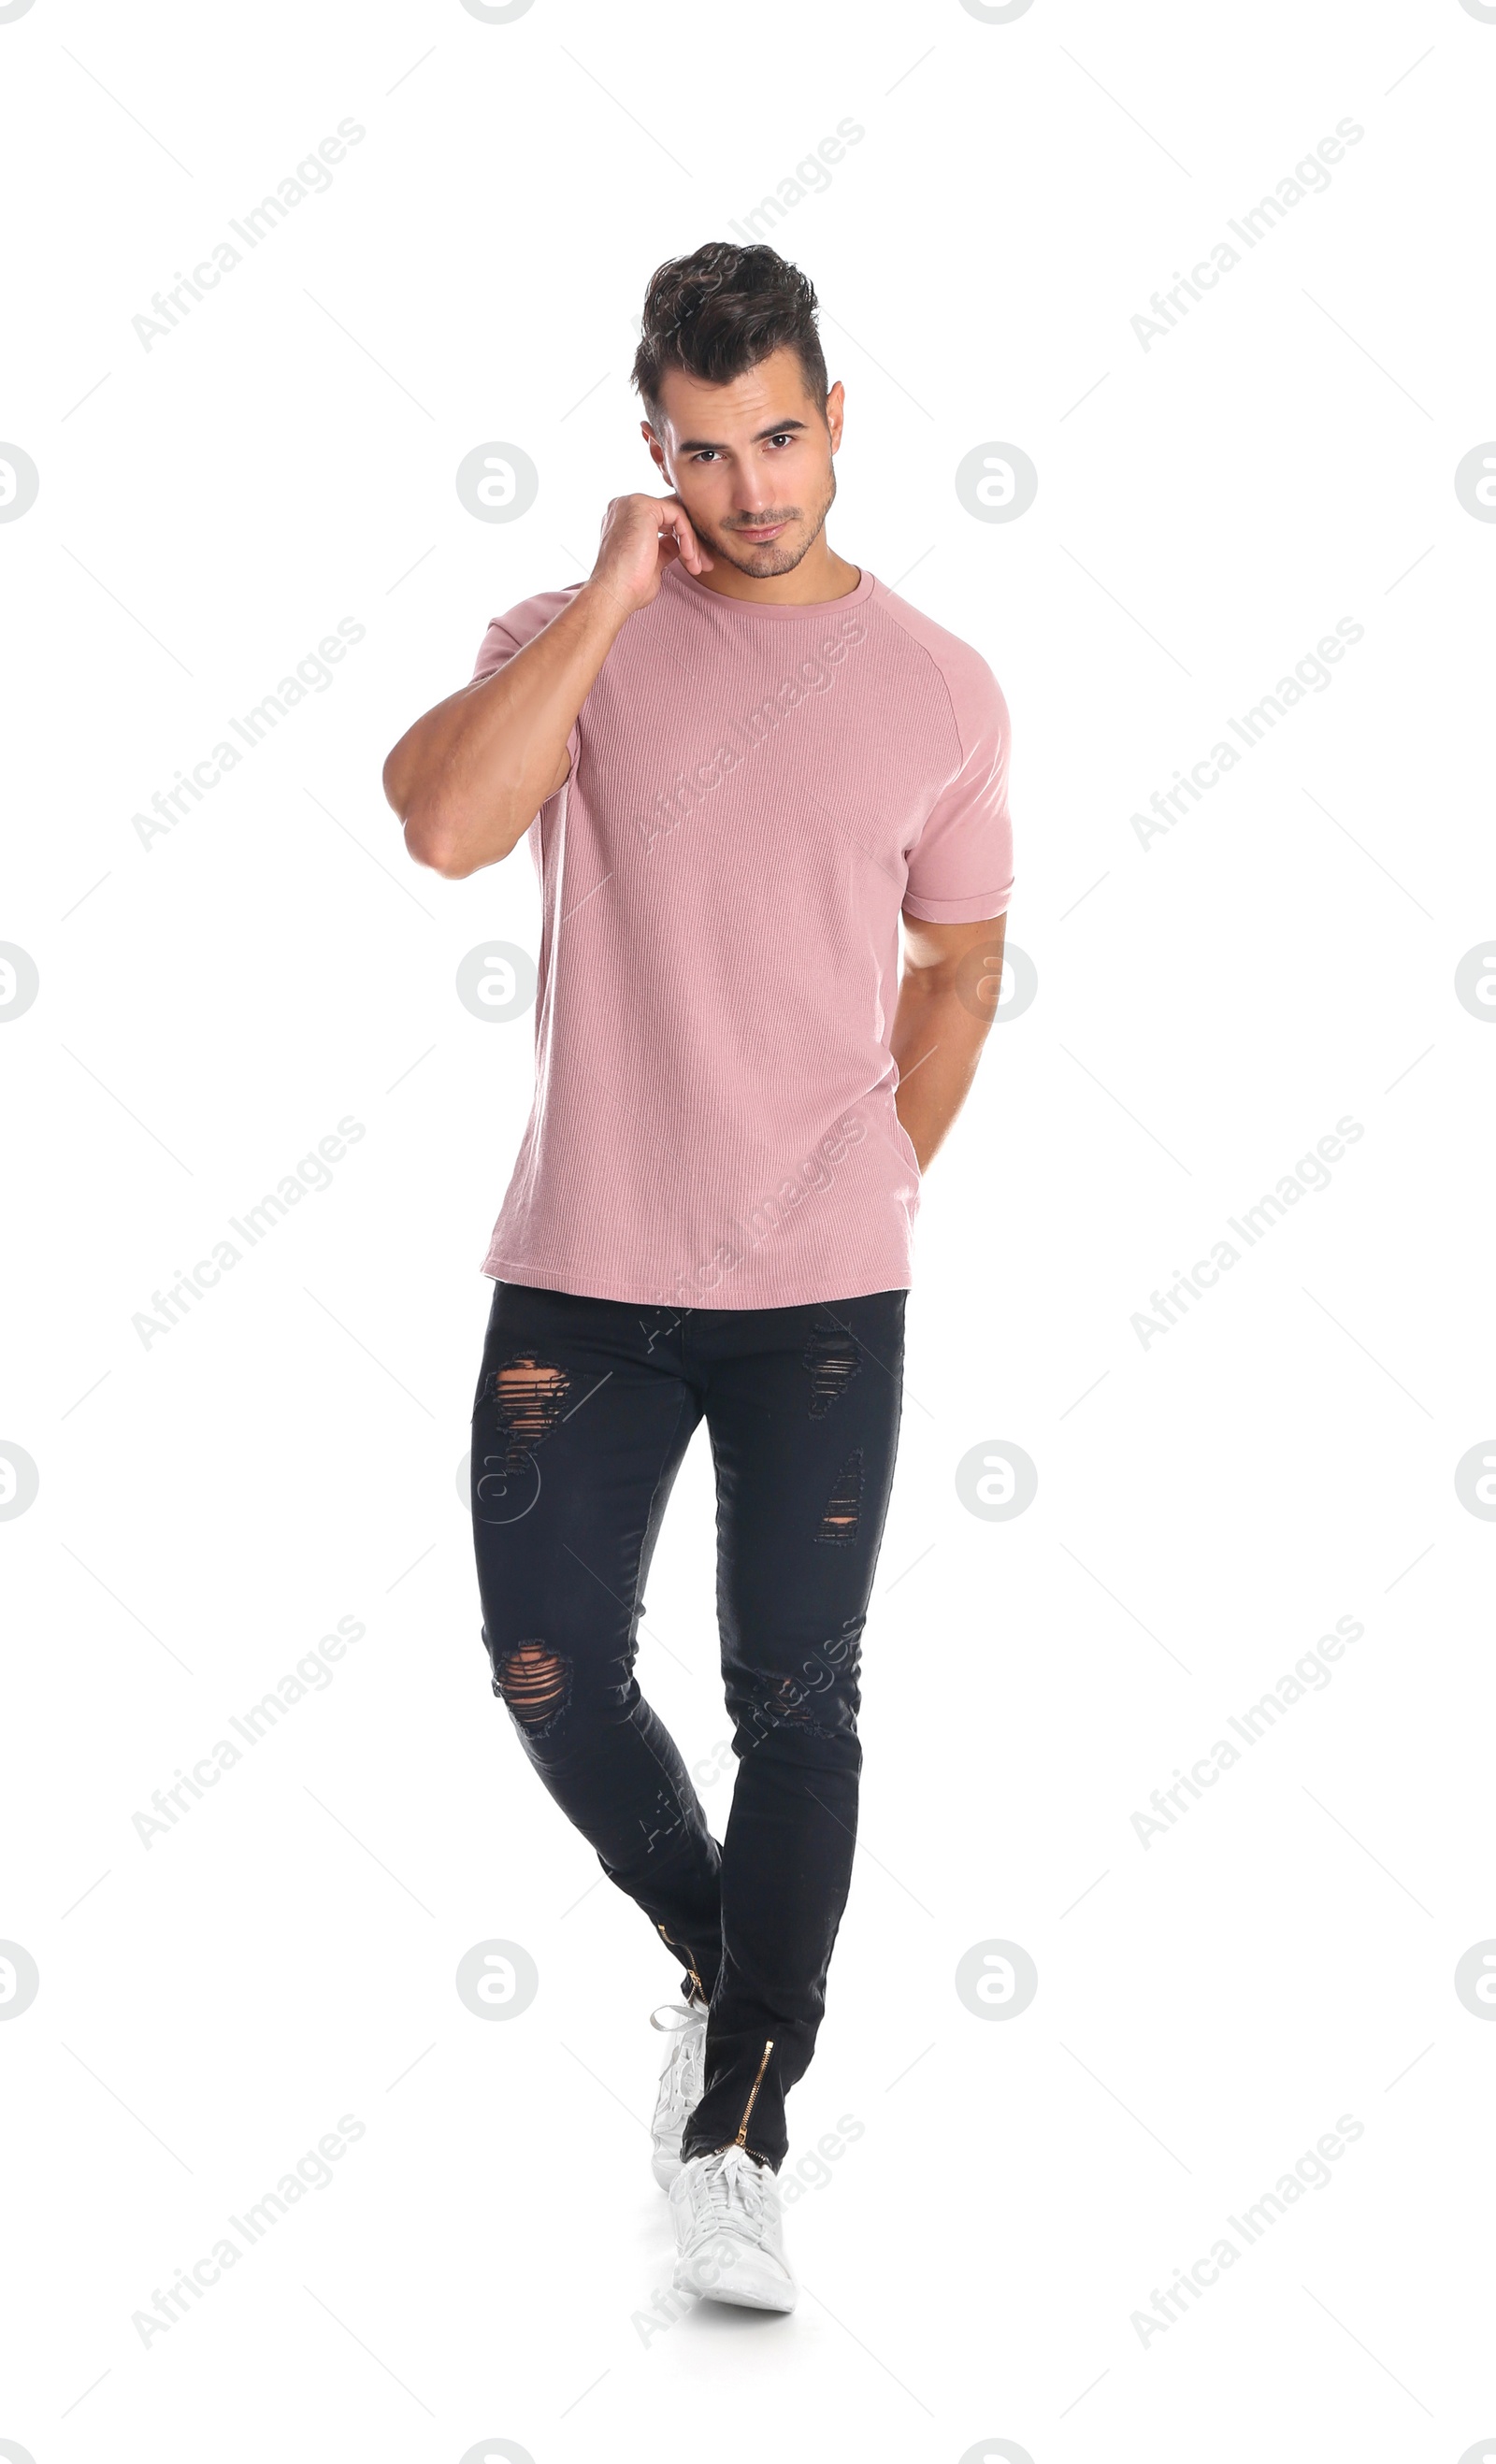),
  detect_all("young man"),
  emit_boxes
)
[382,242,1014,2314]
